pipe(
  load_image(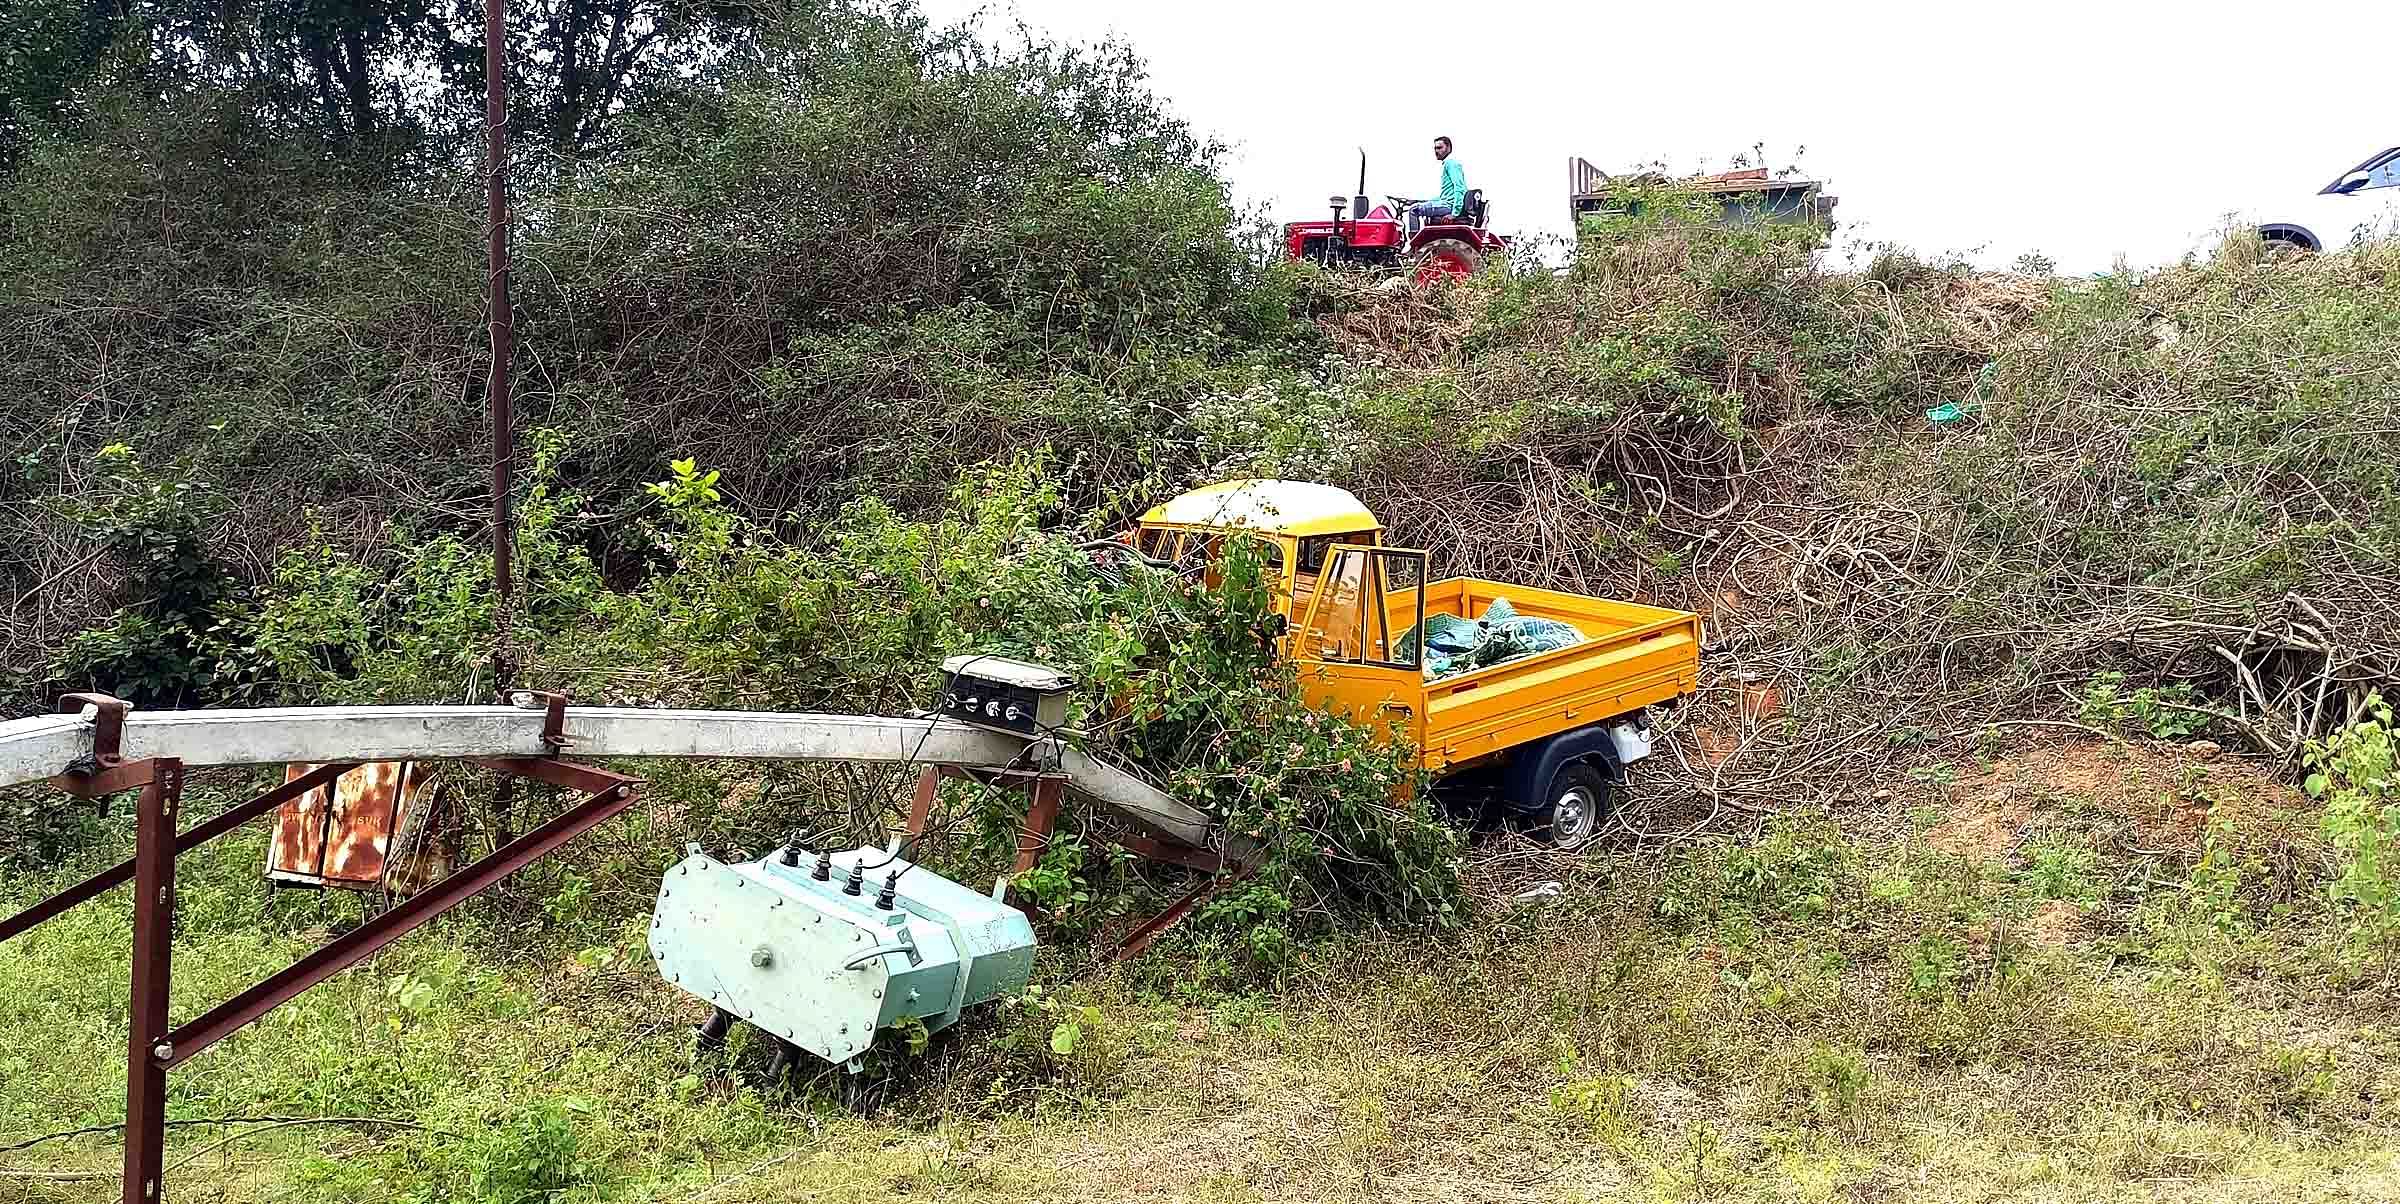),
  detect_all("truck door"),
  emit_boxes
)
[1295,545,1429,751]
